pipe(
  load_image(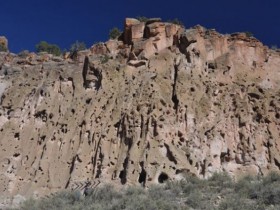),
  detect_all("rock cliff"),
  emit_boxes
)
[0,18,280,205]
